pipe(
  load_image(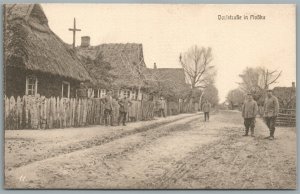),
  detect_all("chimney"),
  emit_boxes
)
[81,36,90,47]
[153,62,157,69]
[292,82,295,88]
